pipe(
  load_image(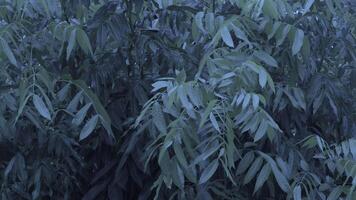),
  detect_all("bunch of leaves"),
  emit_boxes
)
[0,0,355,199]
